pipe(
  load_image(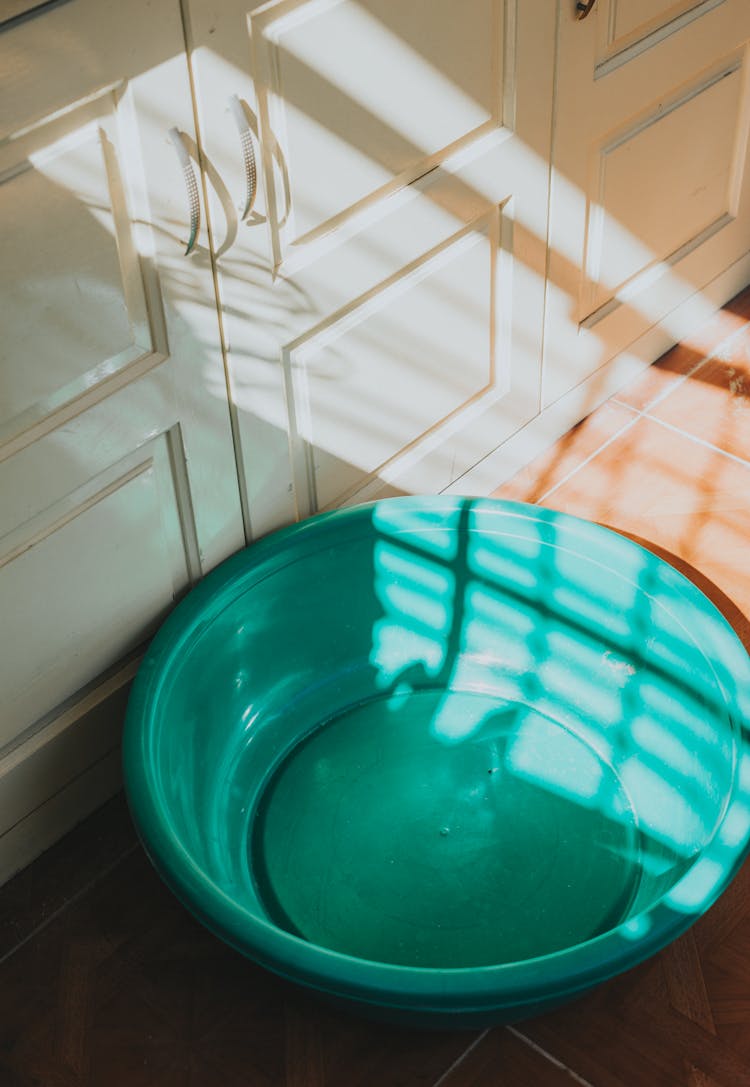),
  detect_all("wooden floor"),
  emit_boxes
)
[5,287,750,1086]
